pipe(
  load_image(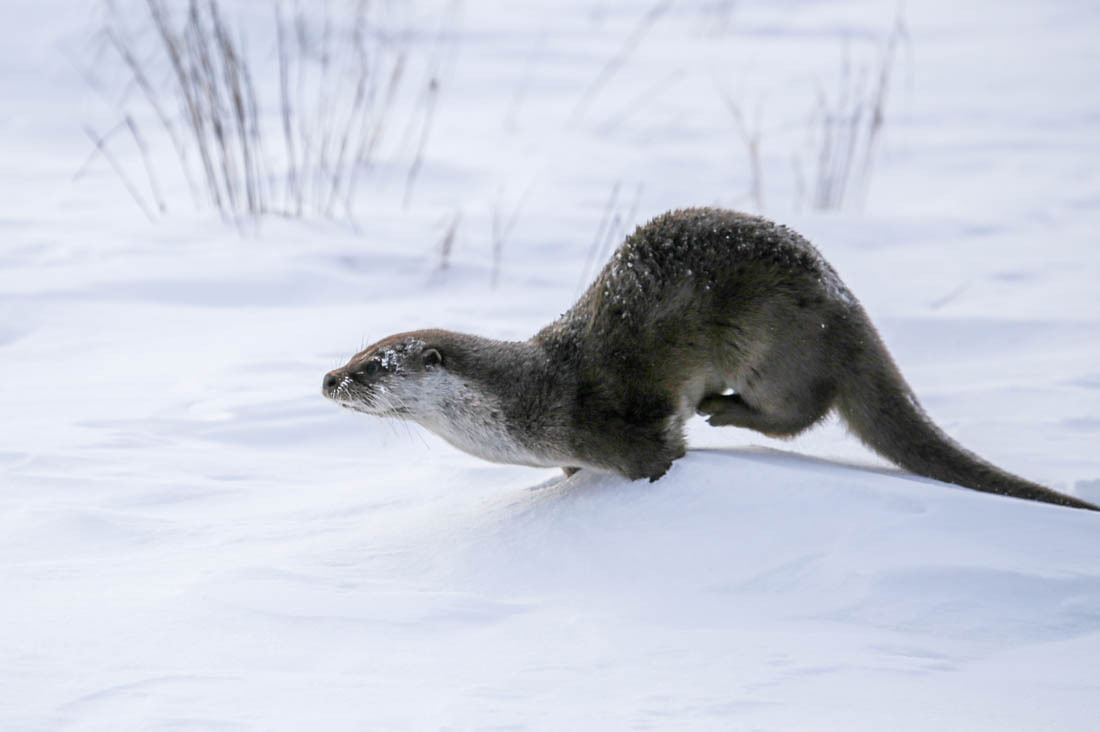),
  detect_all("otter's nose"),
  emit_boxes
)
[323,370,342,392]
